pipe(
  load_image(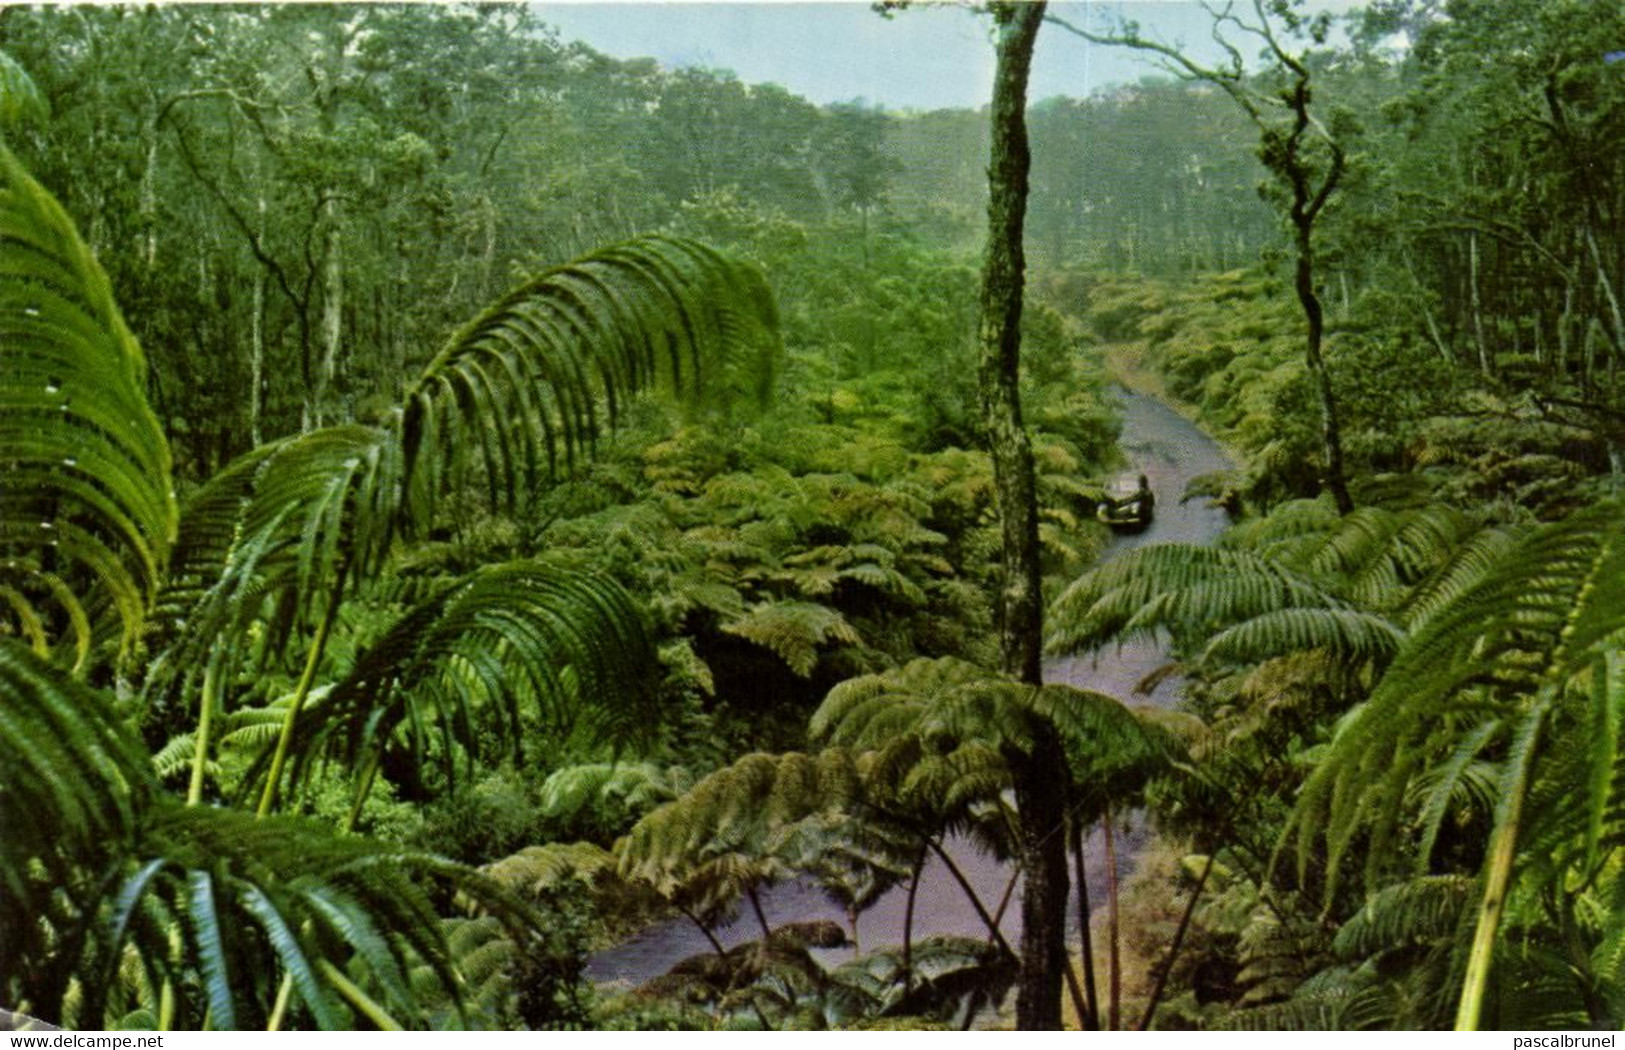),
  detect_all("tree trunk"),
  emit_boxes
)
[250,188,266,447]
[317,195,343,427]
[1294,222,1354,515]
[979,0,1045,688]
[1469,230,1490,377]
[1011,735,1069,1029]
[1139,850,1215,1031]
[1071,817,1100,1029]
[1104,805,1121,1030]
[902,841,926,1001]
[977,1,1068,1030]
